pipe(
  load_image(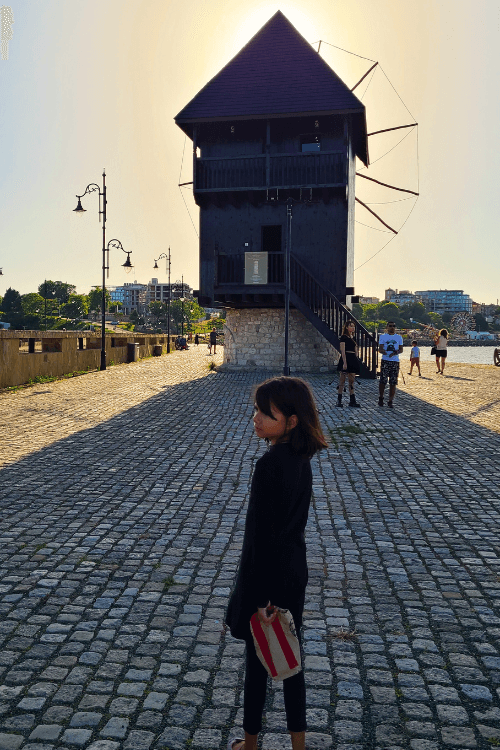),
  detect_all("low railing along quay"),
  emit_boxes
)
[0,331,173,389]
